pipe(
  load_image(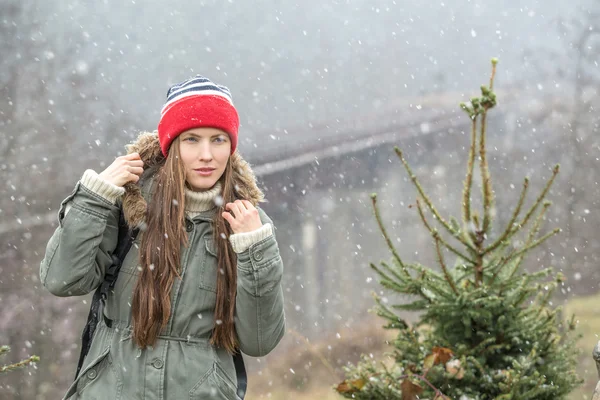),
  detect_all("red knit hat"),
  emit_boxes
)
[157,75,239,156]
